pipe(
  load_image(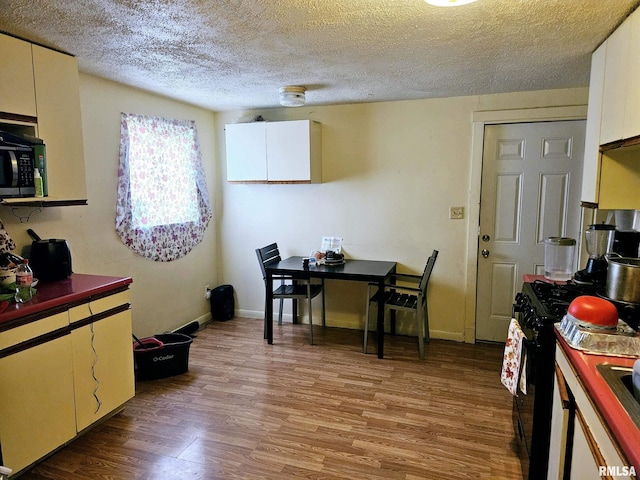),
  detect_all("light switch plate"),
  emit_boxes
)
[450,206,464,219]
